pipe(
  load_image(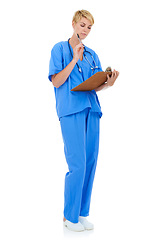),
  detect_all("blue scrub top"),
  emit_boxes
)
[48,40,103,119]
